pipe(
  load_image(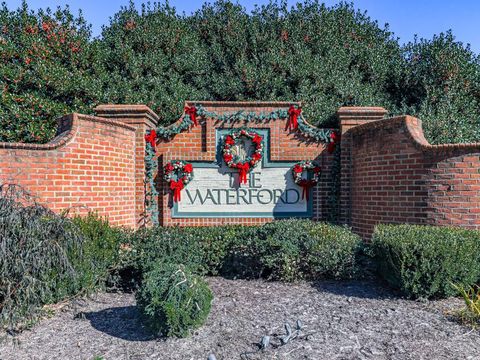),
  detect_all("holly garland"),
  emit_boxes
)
[149,104,339,144]
[163,160,194,203]
[222,128,264,184]
[292,161,322,201]
[144,140,159,225]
